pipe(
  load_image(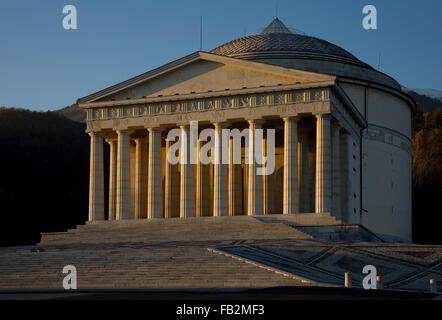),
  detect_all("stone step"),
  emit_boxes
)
[0,243,308,290]
[39,214,340,246]
[22,213,342,291]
